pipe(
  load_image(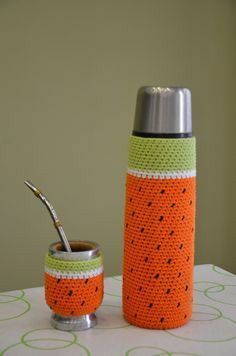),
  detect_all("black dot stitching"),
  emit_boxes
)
[140,228,144,233]
[131,240,134,244]
[177,302,181,308]
[134,313,137,318]
[145,257,148,262]
[127,295,129,300]
[132,211,135,216]
[157,244,161,250]
[182,188,186,193]
[68,290,73,296]
[166,288,171,294]
[149,303,153,308]
[169,230,174,236]
[182,215,185,220]
[81,301,85,306]
[190,200,192,205]
[161,189,165,194]
[155,273,160,279]
[85,279,88,284]
[54,300,57,304]
[178,272,181,278]
[171,203,175,207]
[184,314,187,319]
[186,256,190,261]
[179,244,183,249]
[139,286,142,291]
[130,268,133,273]
[167,258,172,264]
[159,216,164,222]
[160,317,164,323]
[126,223,128,228]
[71,311,74,315]
[185,285,189,291]
[139,187,142,192]
[57,279,61,283]
[95,286,98,292]
[129,198,132,202]
[147,202,152,207]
